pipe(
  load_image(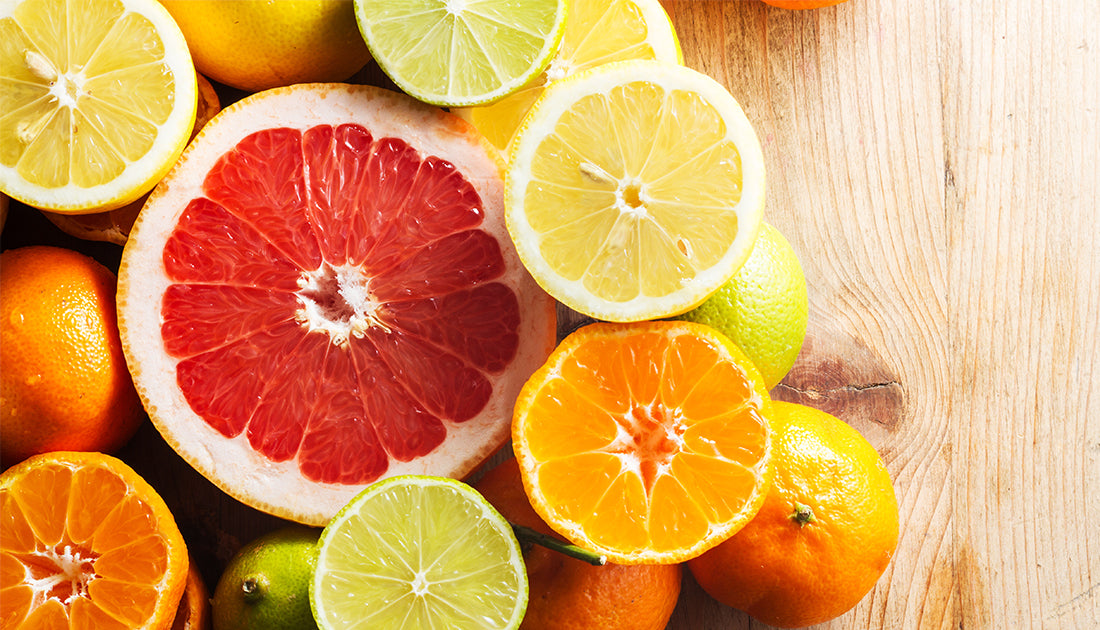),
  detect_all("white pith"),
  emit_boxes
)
[295,263,390,348]
[21,545,98,608]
